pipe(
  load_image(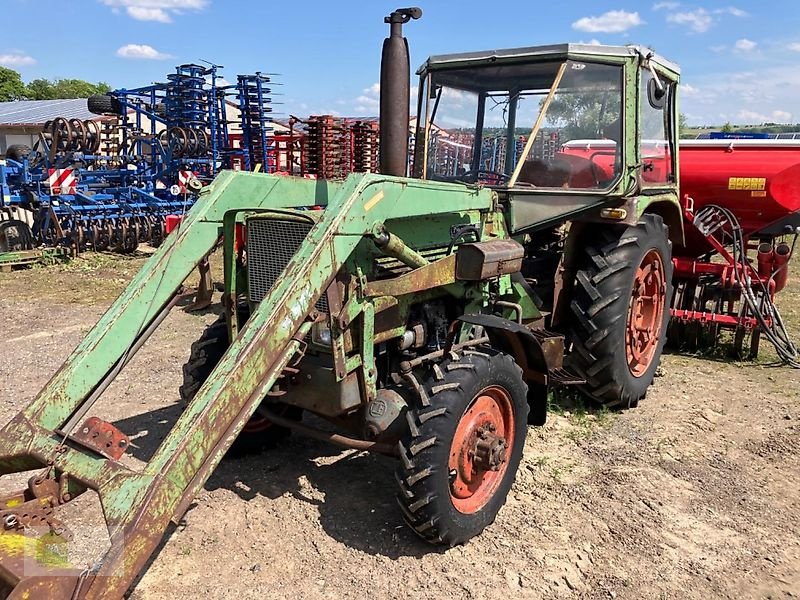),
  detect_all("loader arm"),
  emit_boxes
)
[0,170,494,598]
